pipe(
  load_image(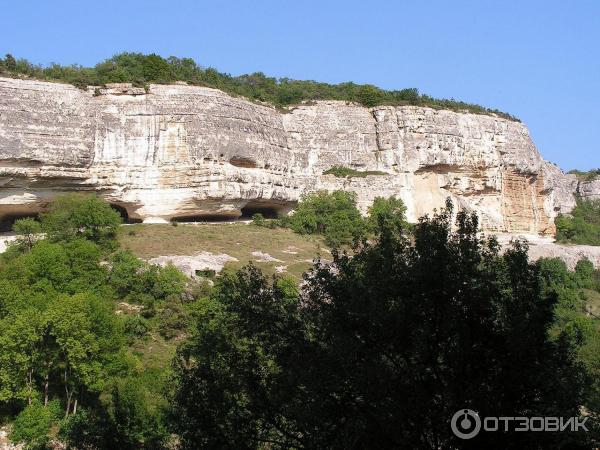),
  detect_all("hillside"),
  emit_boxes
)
[118,222,328,279]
